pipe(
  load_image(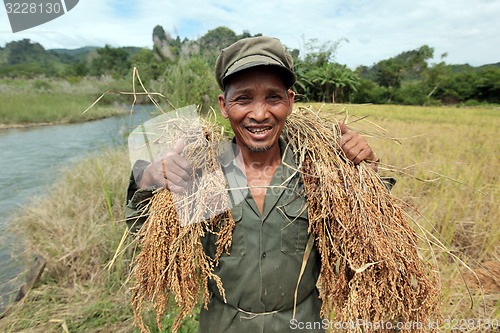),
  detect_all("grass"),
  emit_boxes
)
[0,93,129,125]
[0,148,135,331]
[0,103,498,332]
[0,148,199,332]
[0,77,145,126]
[330,104,499,257]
